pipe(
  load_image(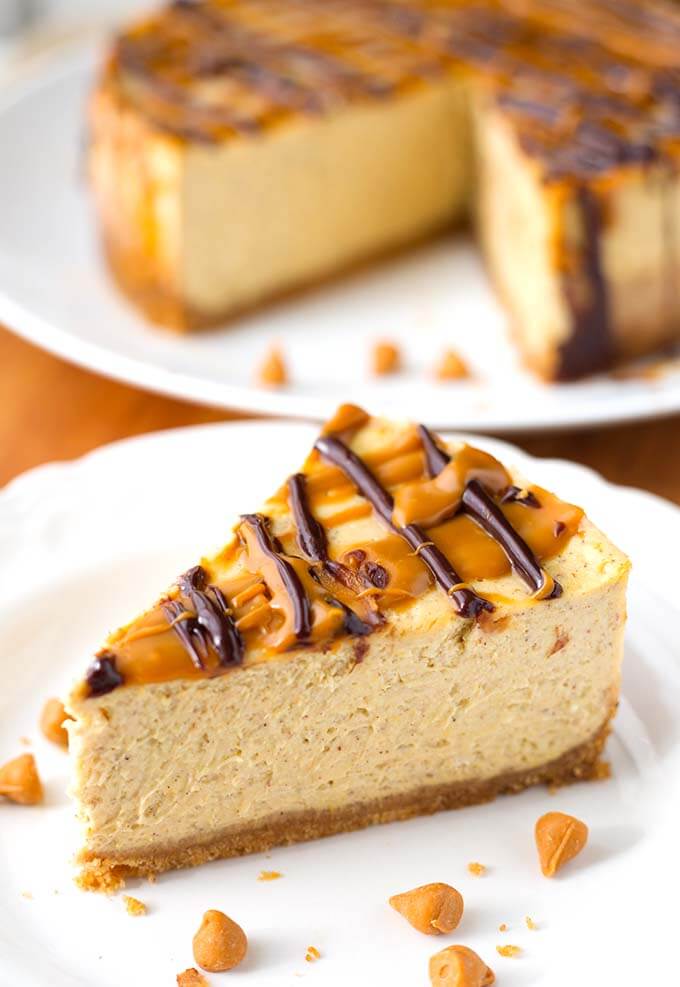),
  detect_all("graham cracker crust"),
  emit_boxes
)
[77,718,611,892]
